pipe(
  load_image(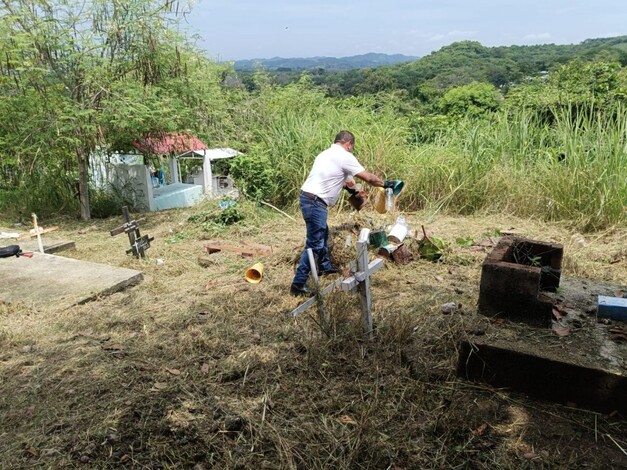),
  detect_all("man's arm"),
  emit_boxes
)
[355,170,384,188]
